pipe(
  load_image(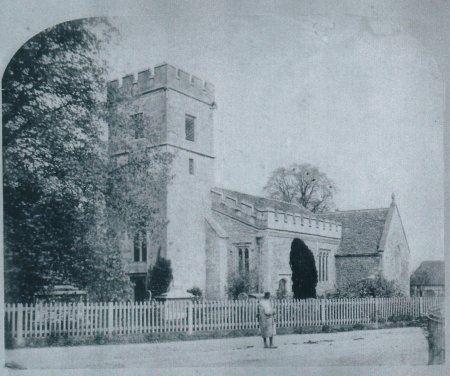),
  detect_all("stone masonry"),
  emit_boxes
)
[107,63,411,300]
